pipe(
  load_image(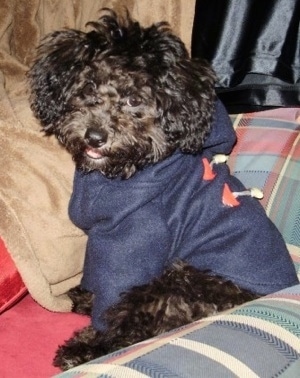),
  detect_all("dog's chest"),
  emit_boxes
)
[68,153,231,246]
[68,153,208,234]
